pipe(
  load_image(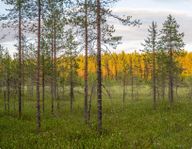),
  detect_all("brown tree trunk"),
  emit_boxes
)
[130,56,134,100]
[53,18,57,111]
[51,27,54,114]
[88,83,95,122]
[4,91,6,112]
[18,2,22,118]
[42,54,45,113]
[96,0,102,132]
[162,77,165,100]
[70,57,74,113]
[36,0,41,131]
[122,71,126,105]
[84,0,88,123]
[169,48,174,104]
[21,43,24,110]
[7,68,10,112]
[152,47,156,109]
